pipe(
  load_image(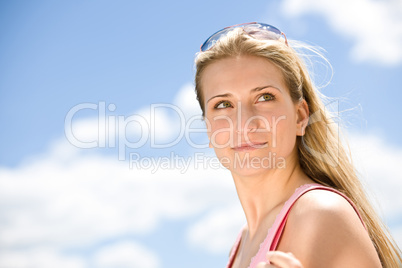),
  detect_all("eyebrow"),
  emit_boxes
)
[206,85,281,104]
